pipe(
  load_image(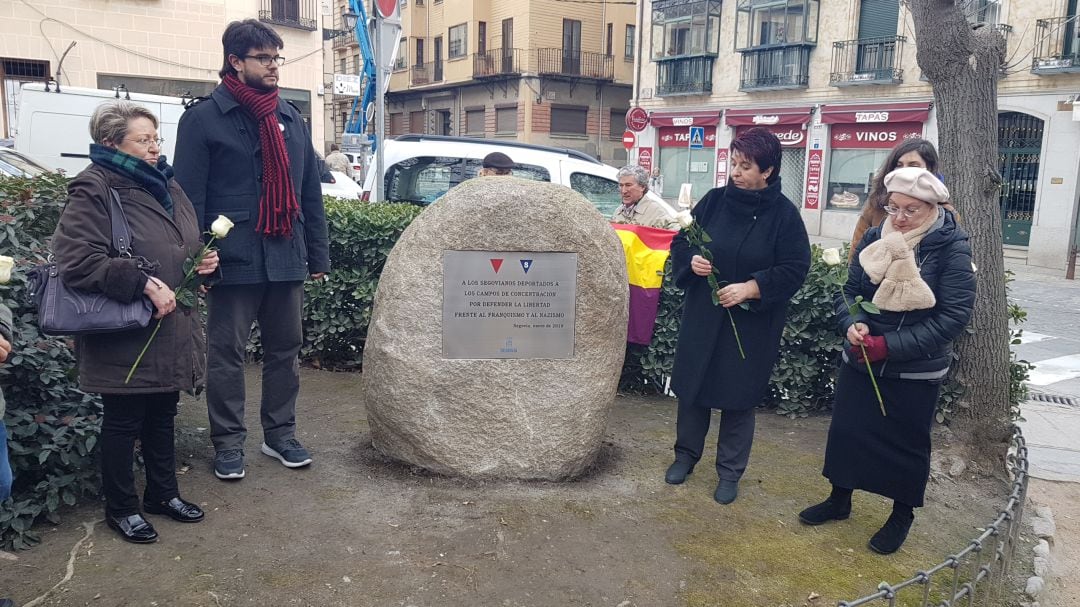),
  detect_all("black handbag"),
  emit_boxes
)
[27,188,155,336]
